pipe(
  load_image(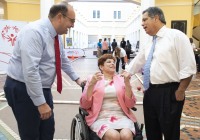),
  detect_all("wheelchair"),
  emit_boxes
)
[70,106,144,140]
